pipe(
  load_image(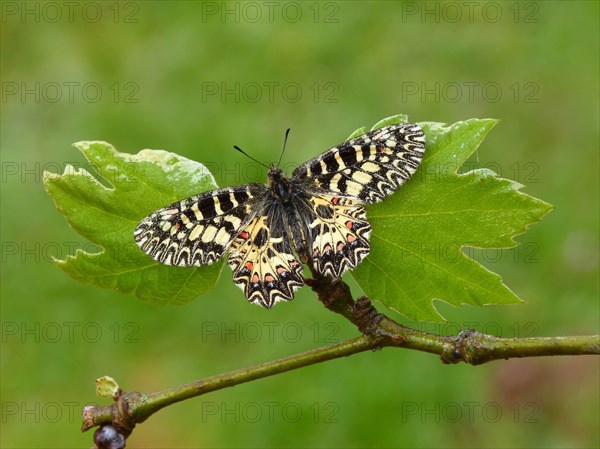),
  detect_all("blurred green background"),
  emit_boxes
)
[1,1,598,448]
